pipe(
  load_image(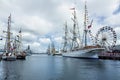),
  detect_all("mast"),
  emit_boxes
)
[7,14,11,53]
[17,29,22,53]
[63,21,68,51]
[51,41,55,54]
[71,8,79,50]
[13,37,17,54]
[84,1,89,47]
[19,29,22,52]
